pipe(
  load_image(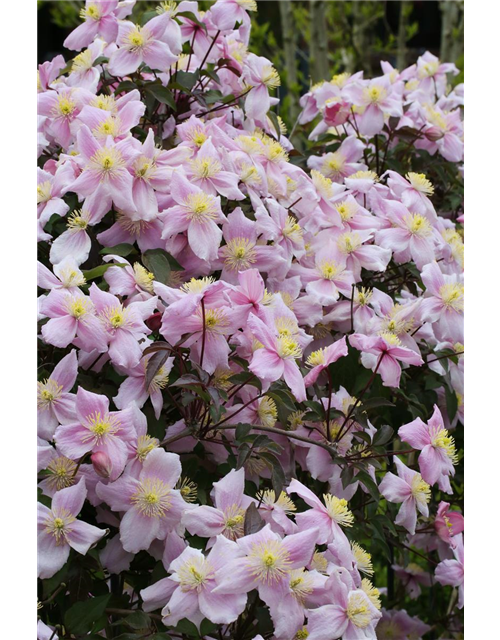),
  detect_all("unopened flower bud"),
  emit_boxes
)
[424,126,445,141]
[145,312,162,333]
[91,451,112,479]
